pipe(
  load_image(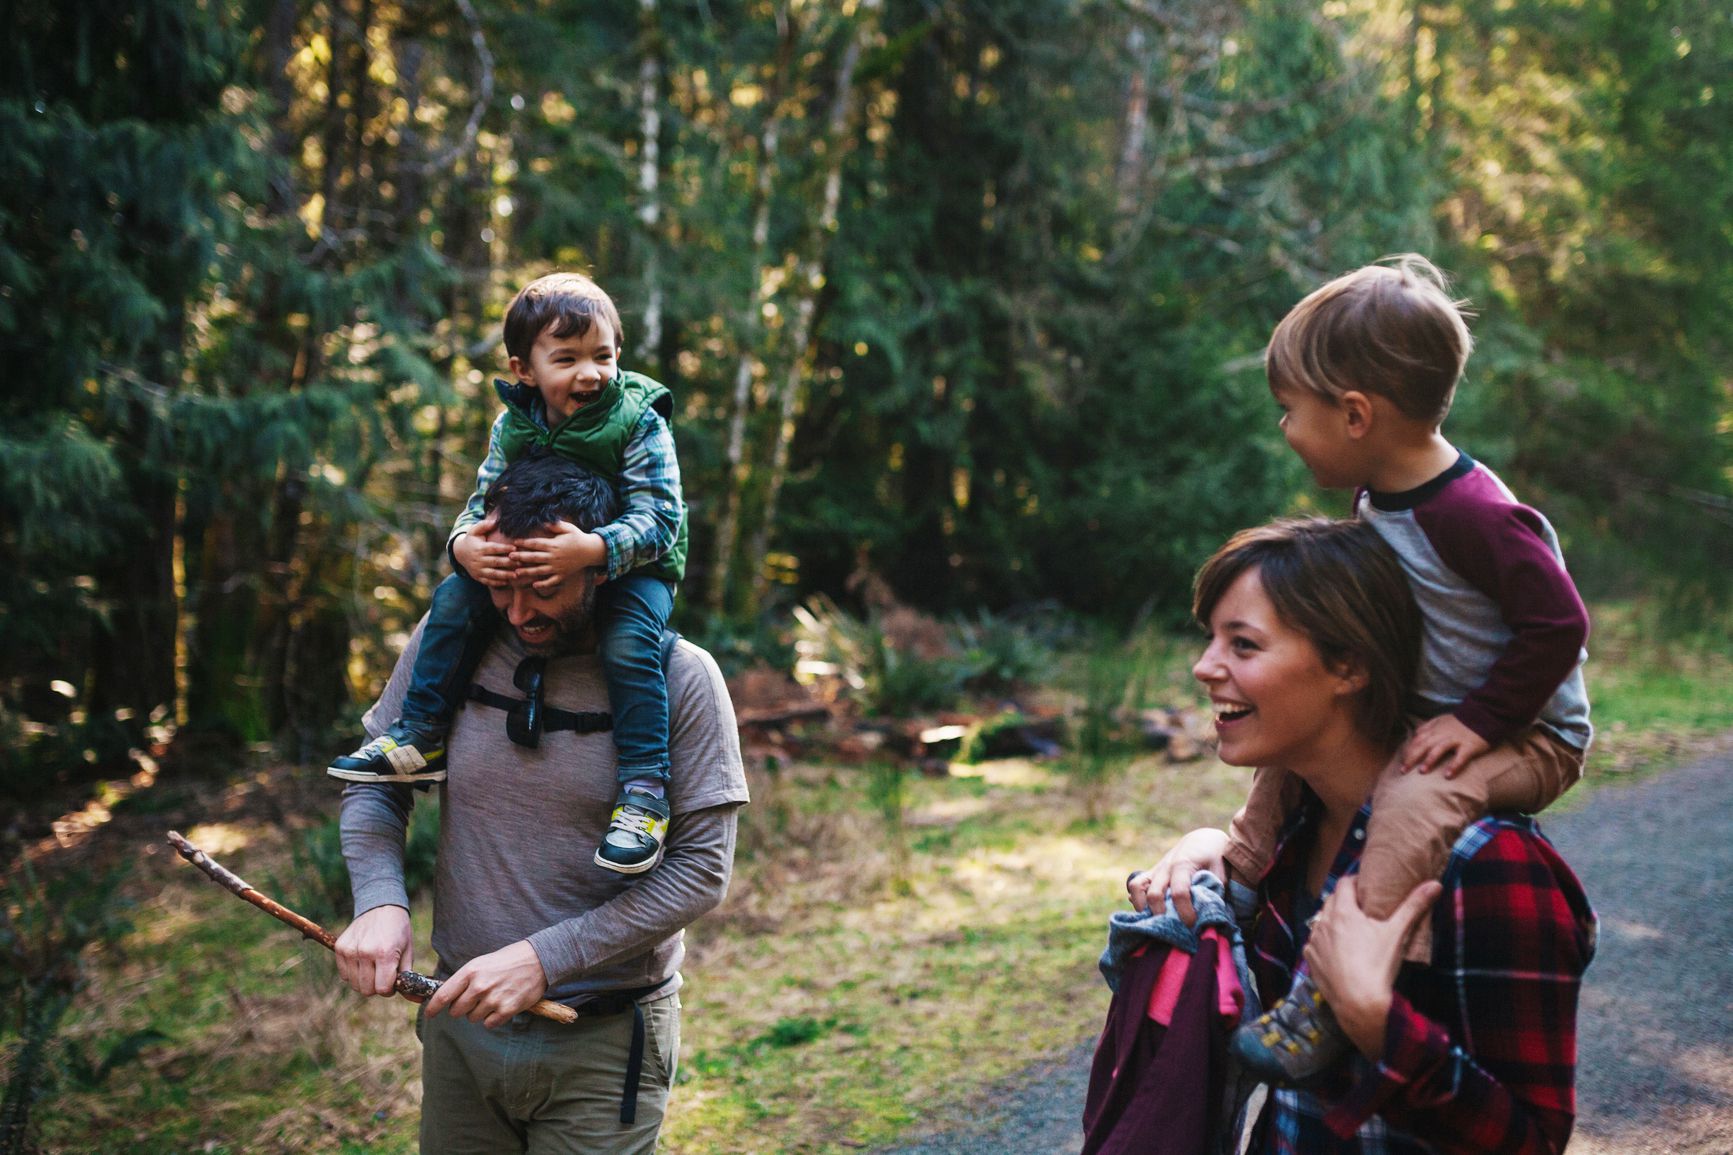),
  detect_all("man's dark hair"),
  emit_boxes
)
[484,451,619,541]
